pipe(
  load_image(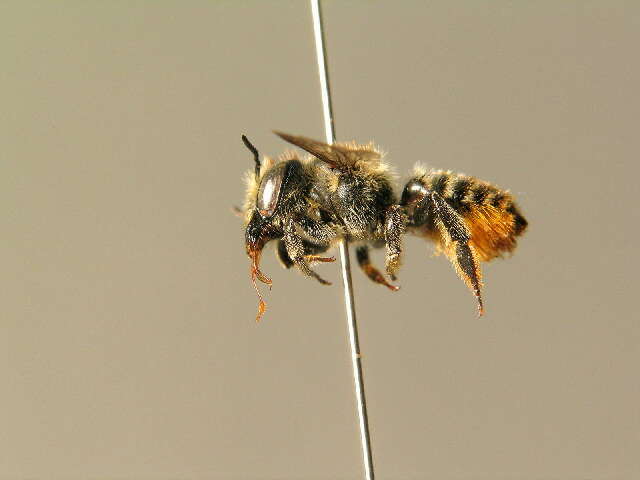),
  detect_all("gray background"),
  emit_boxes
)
[2,1,638,479]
